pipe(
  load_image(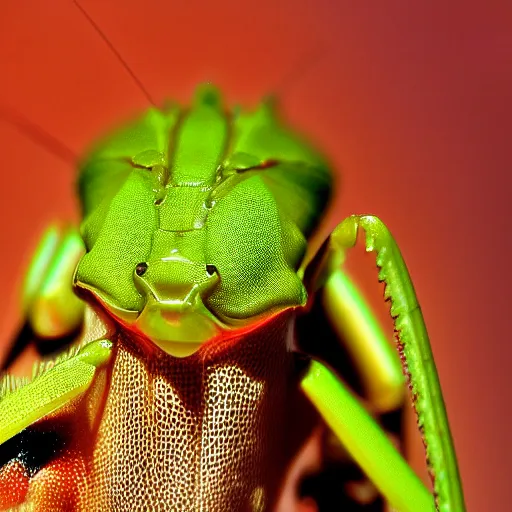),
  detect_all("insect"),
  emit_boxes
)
[0,81,465,511]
